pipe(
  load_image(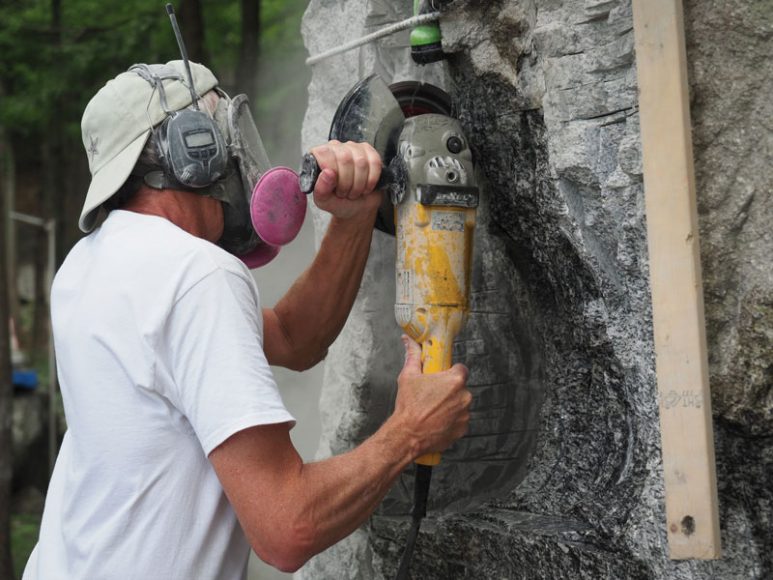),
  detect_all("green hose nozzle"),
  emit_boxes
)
[411,0,445,65]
